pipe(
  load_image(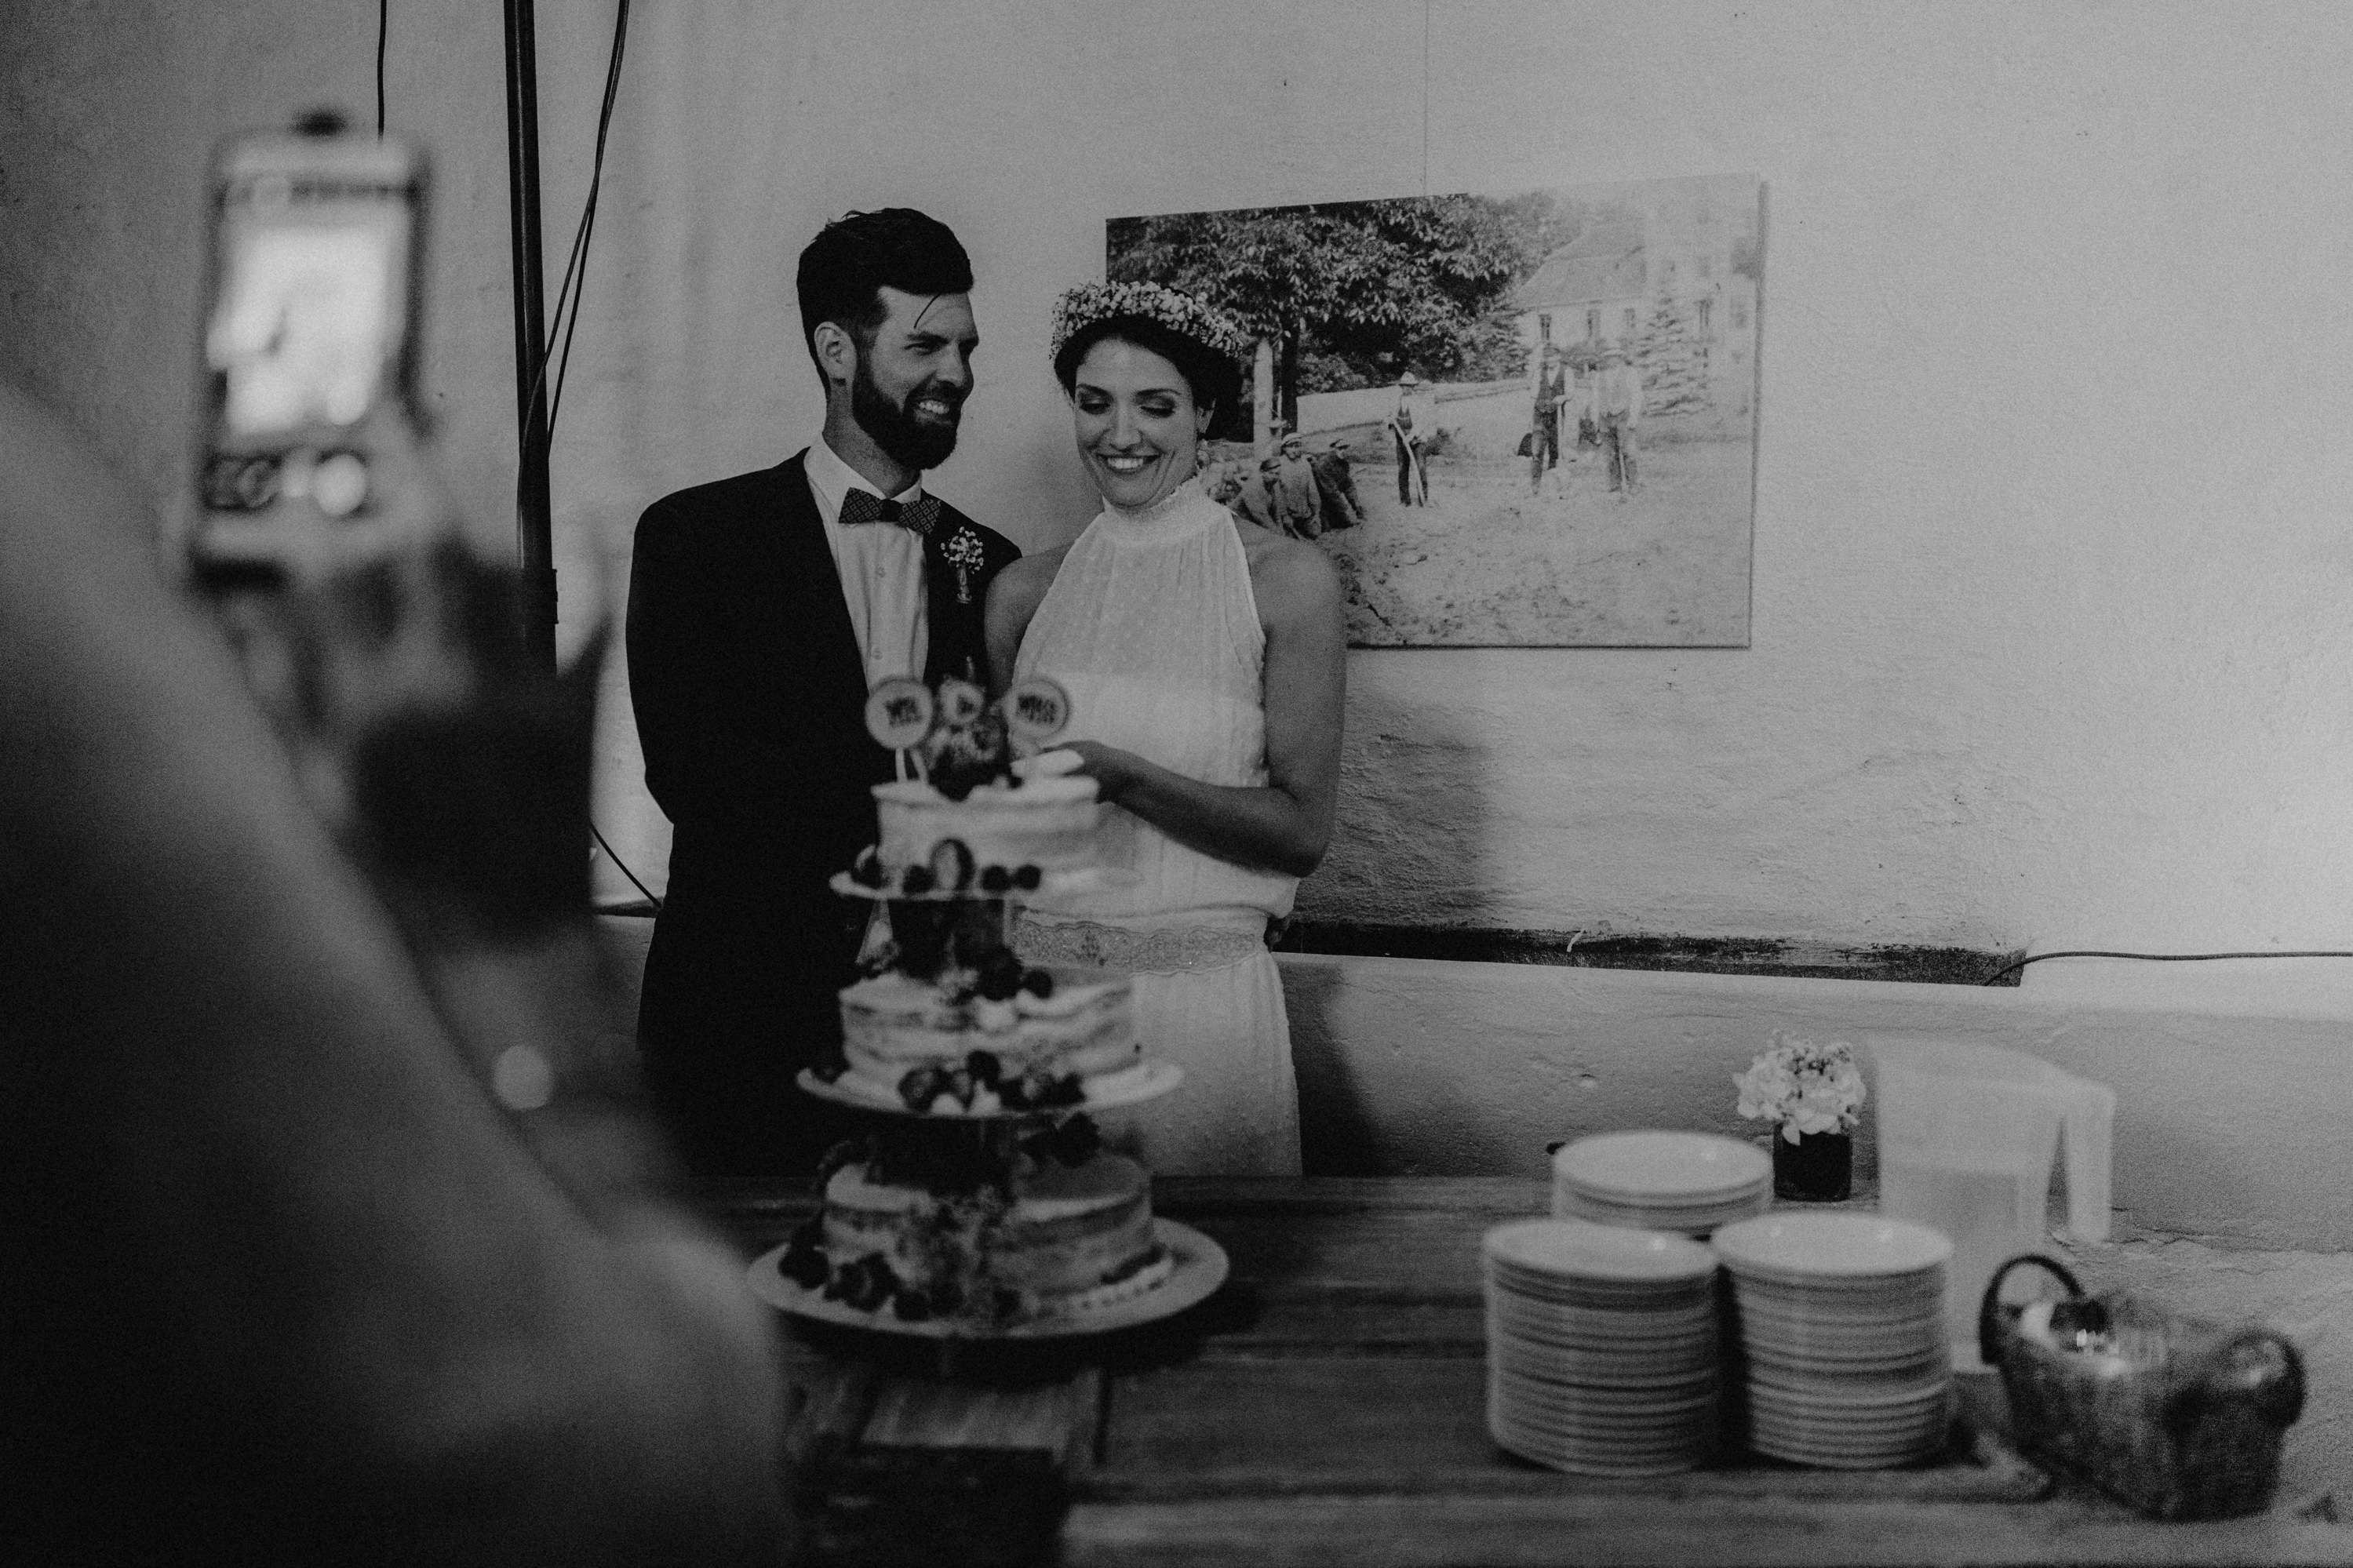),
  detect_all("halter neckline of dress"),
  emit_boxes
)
[1098,476,1222,538]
